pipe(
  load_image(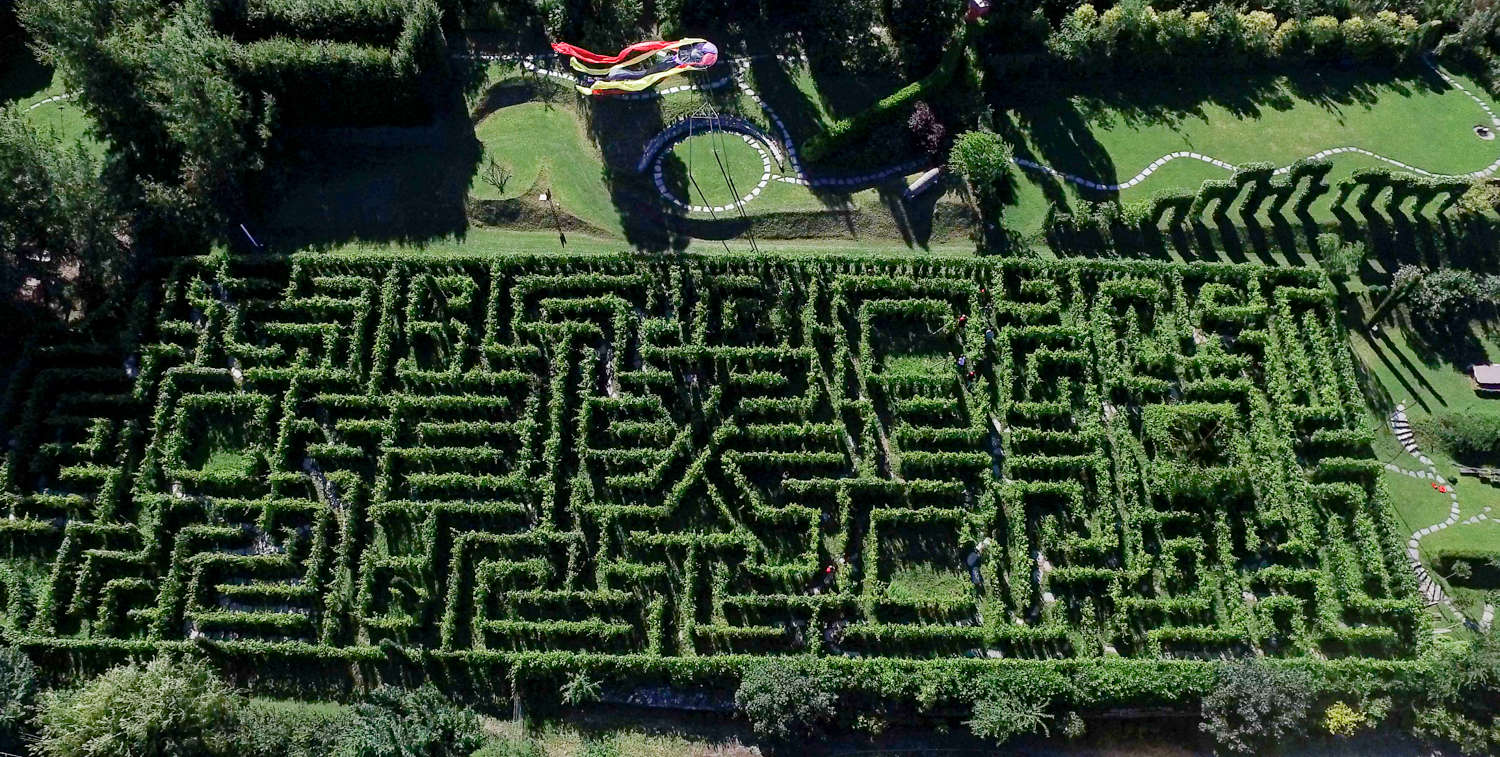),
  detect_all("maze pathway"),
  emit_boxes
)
[0,255,1422,663]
